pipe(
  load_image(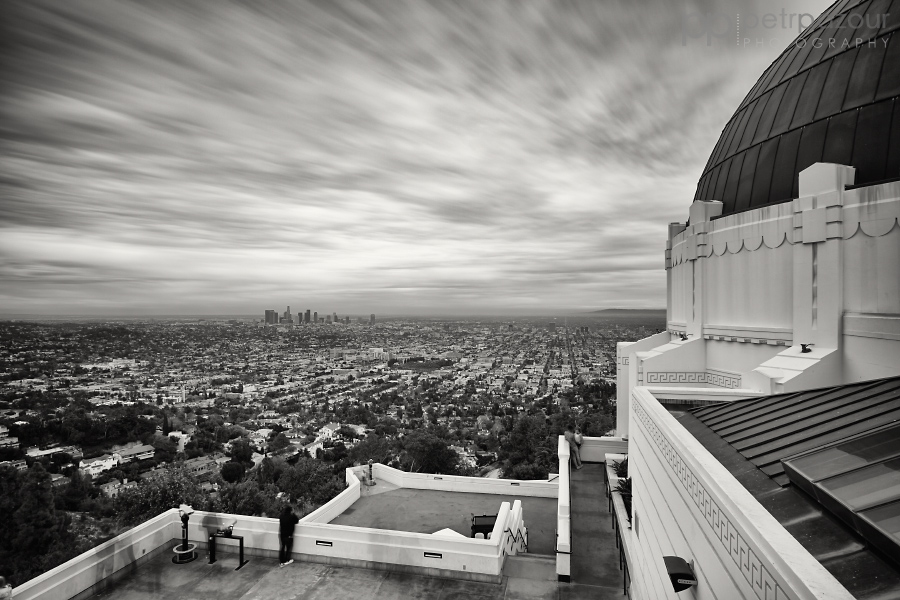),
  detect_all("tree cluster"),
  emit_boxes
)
[0,464,85,586]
